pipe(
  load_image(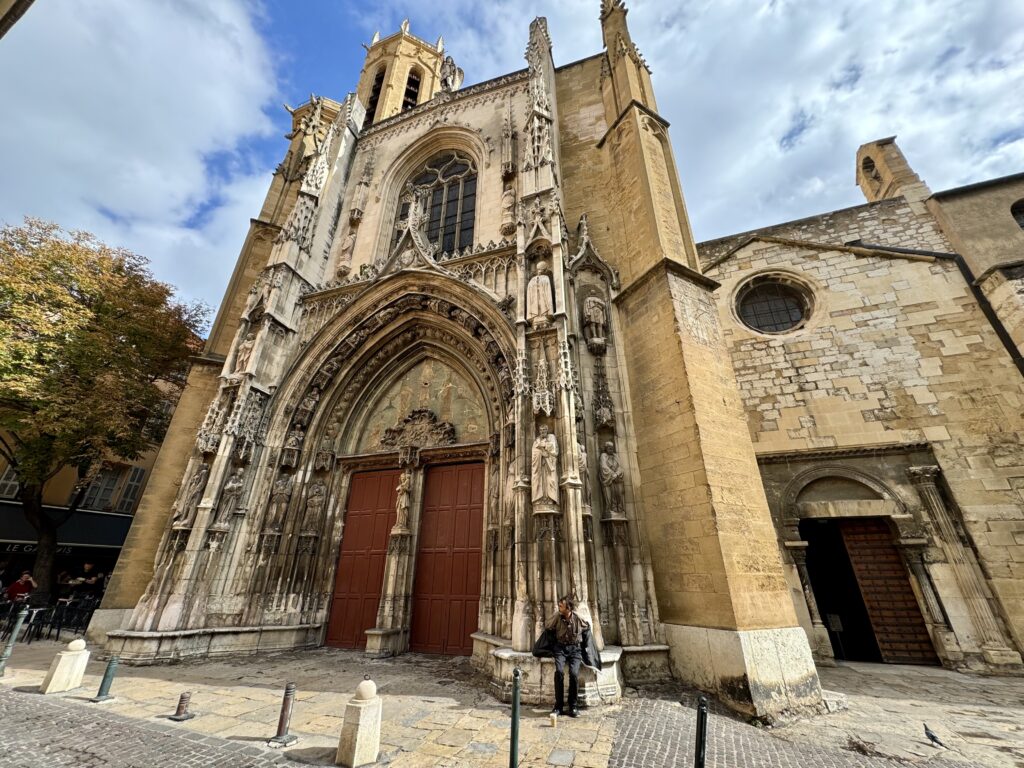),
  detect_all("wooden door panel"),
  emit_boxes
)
[325,470,399,649]
[409,463,484,656]
[840,517,939,665]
